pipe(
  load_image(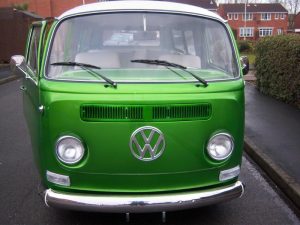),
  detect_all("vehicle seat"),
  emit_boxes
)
[75,51,120,68]
[131,49,148,67]
[159,54,201,68]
